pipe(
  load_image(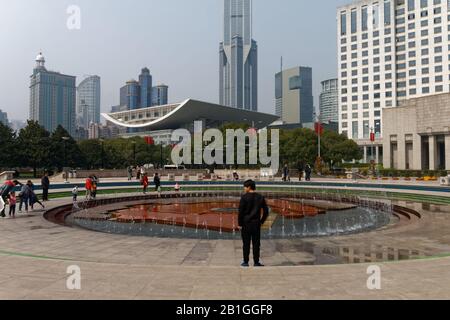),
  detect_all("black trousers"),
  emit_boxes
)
[241,223,261,264]
[42,188,49,201]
